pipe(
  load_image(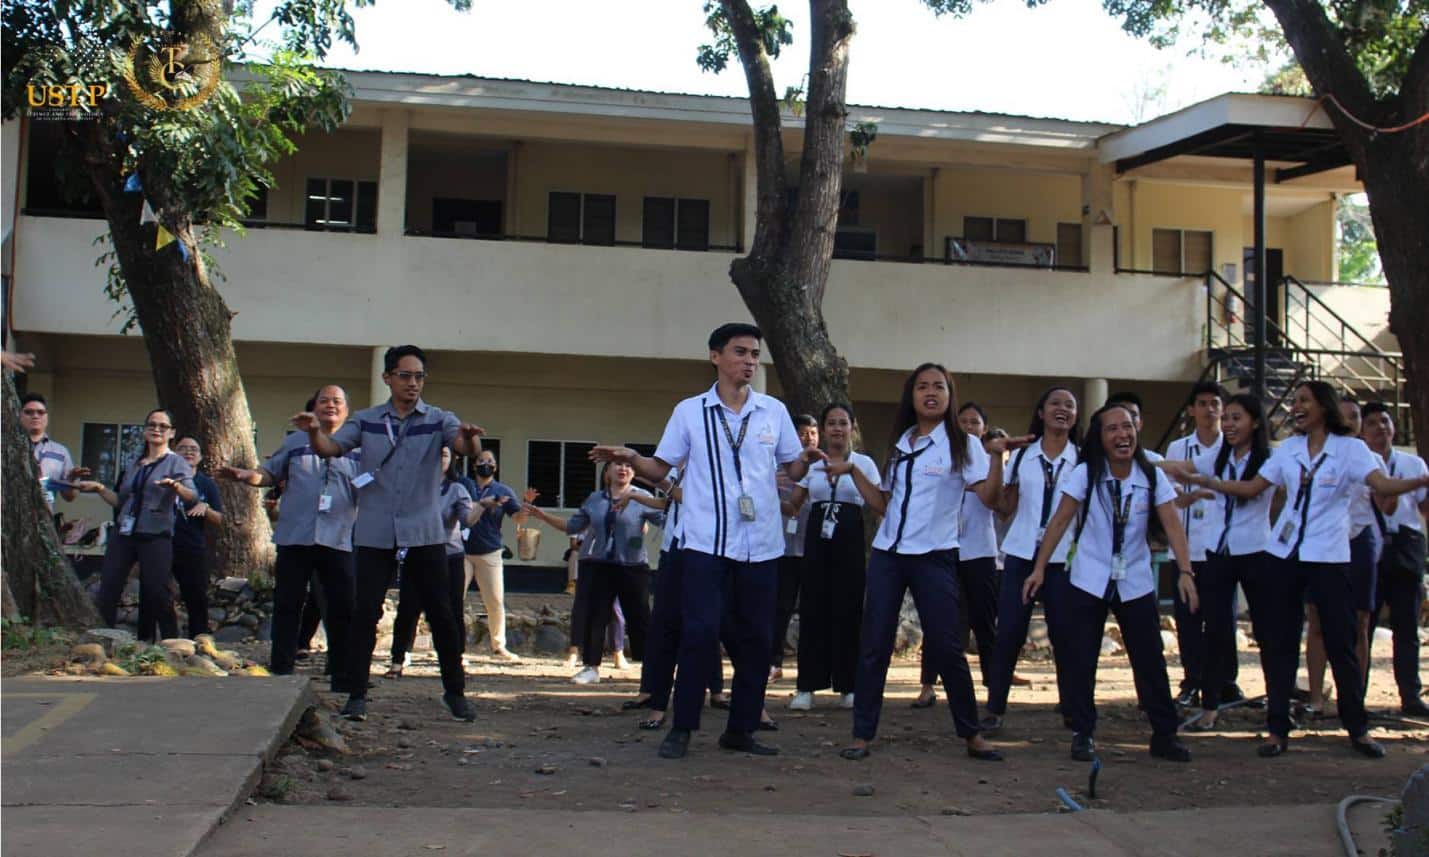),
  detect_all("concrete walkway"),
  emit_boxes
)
[2,676,312,857]
[198,802,1364,857]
